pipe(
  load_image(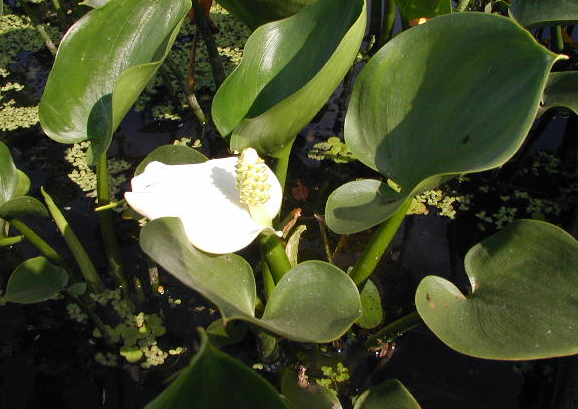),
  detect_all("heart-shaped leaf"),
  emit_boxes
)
[394,0,451,20]
[0,196,49,220]
[39,0,191,163]
[353,379,421,409]
[416,219,578,360]
[281,369,342,409]
[538,71,578,117]
[145,330,291,409]
[326,13,563,234]
[212,0,366,156]
[135,144,208,176]
[3,257,69,304]
[510,0,578,28]
[216,0,317,30]
[140,217,361,342]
